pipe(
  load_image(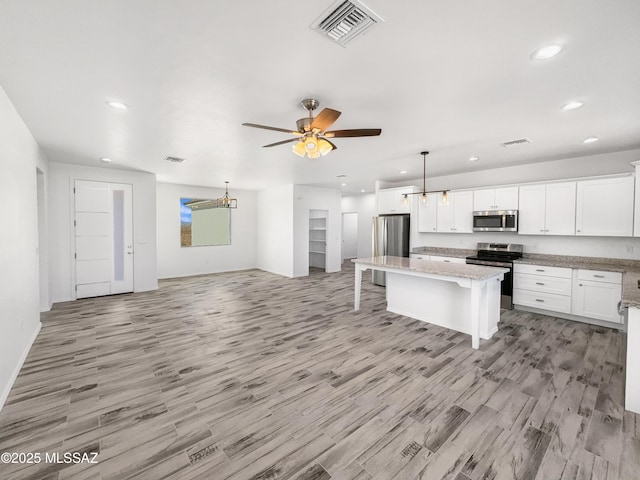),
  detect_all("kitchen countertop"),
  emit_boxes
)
[411,246,640,308]
[410,246,475,258]
[352,256,508,281]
